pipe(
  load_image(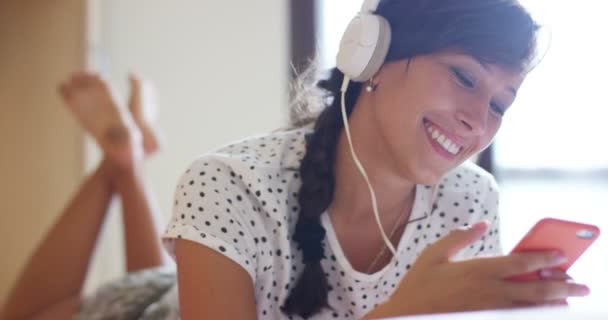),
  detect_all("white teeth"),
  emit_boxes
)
[449,144,460,154]
[425,122,461,155]
[432,129,440,139]
[442,140,451,151]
